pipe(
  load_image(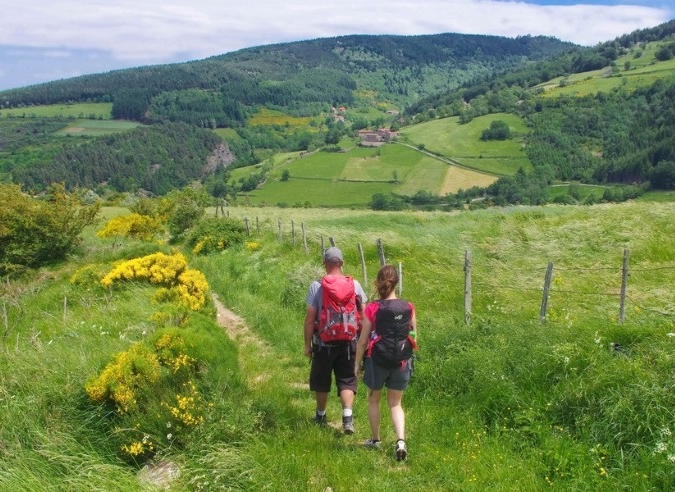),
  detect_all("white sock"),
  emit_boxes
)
[316,409,326,416]
[343,408,353,418]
